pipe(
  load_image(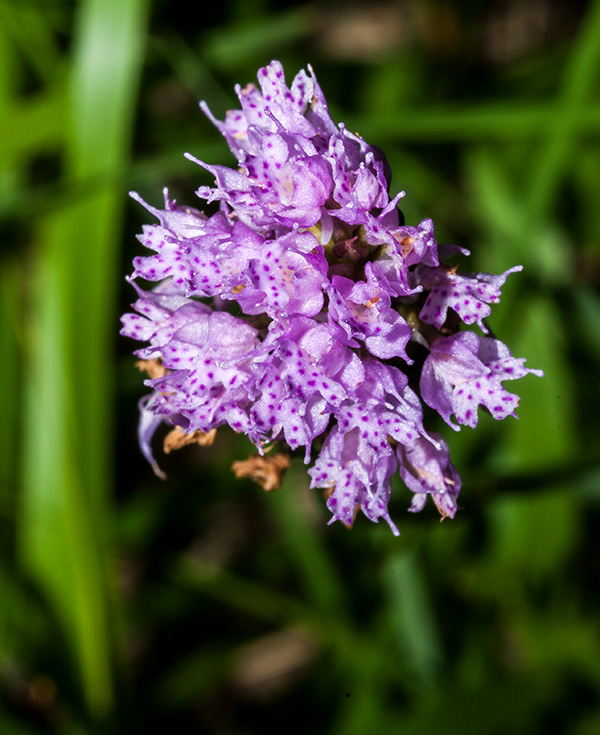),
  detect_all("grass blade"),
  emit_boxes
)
[20,0,149,719]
